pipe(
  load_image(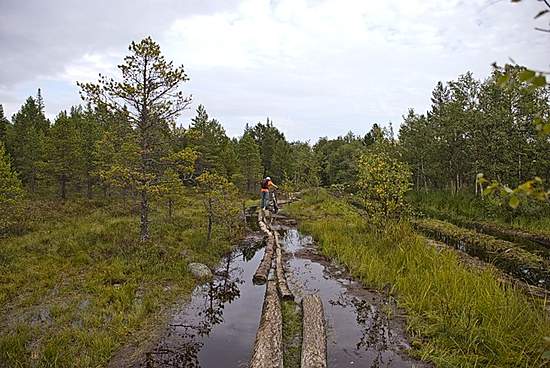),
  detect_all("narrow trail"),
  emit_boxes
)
[133,206,428,367]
